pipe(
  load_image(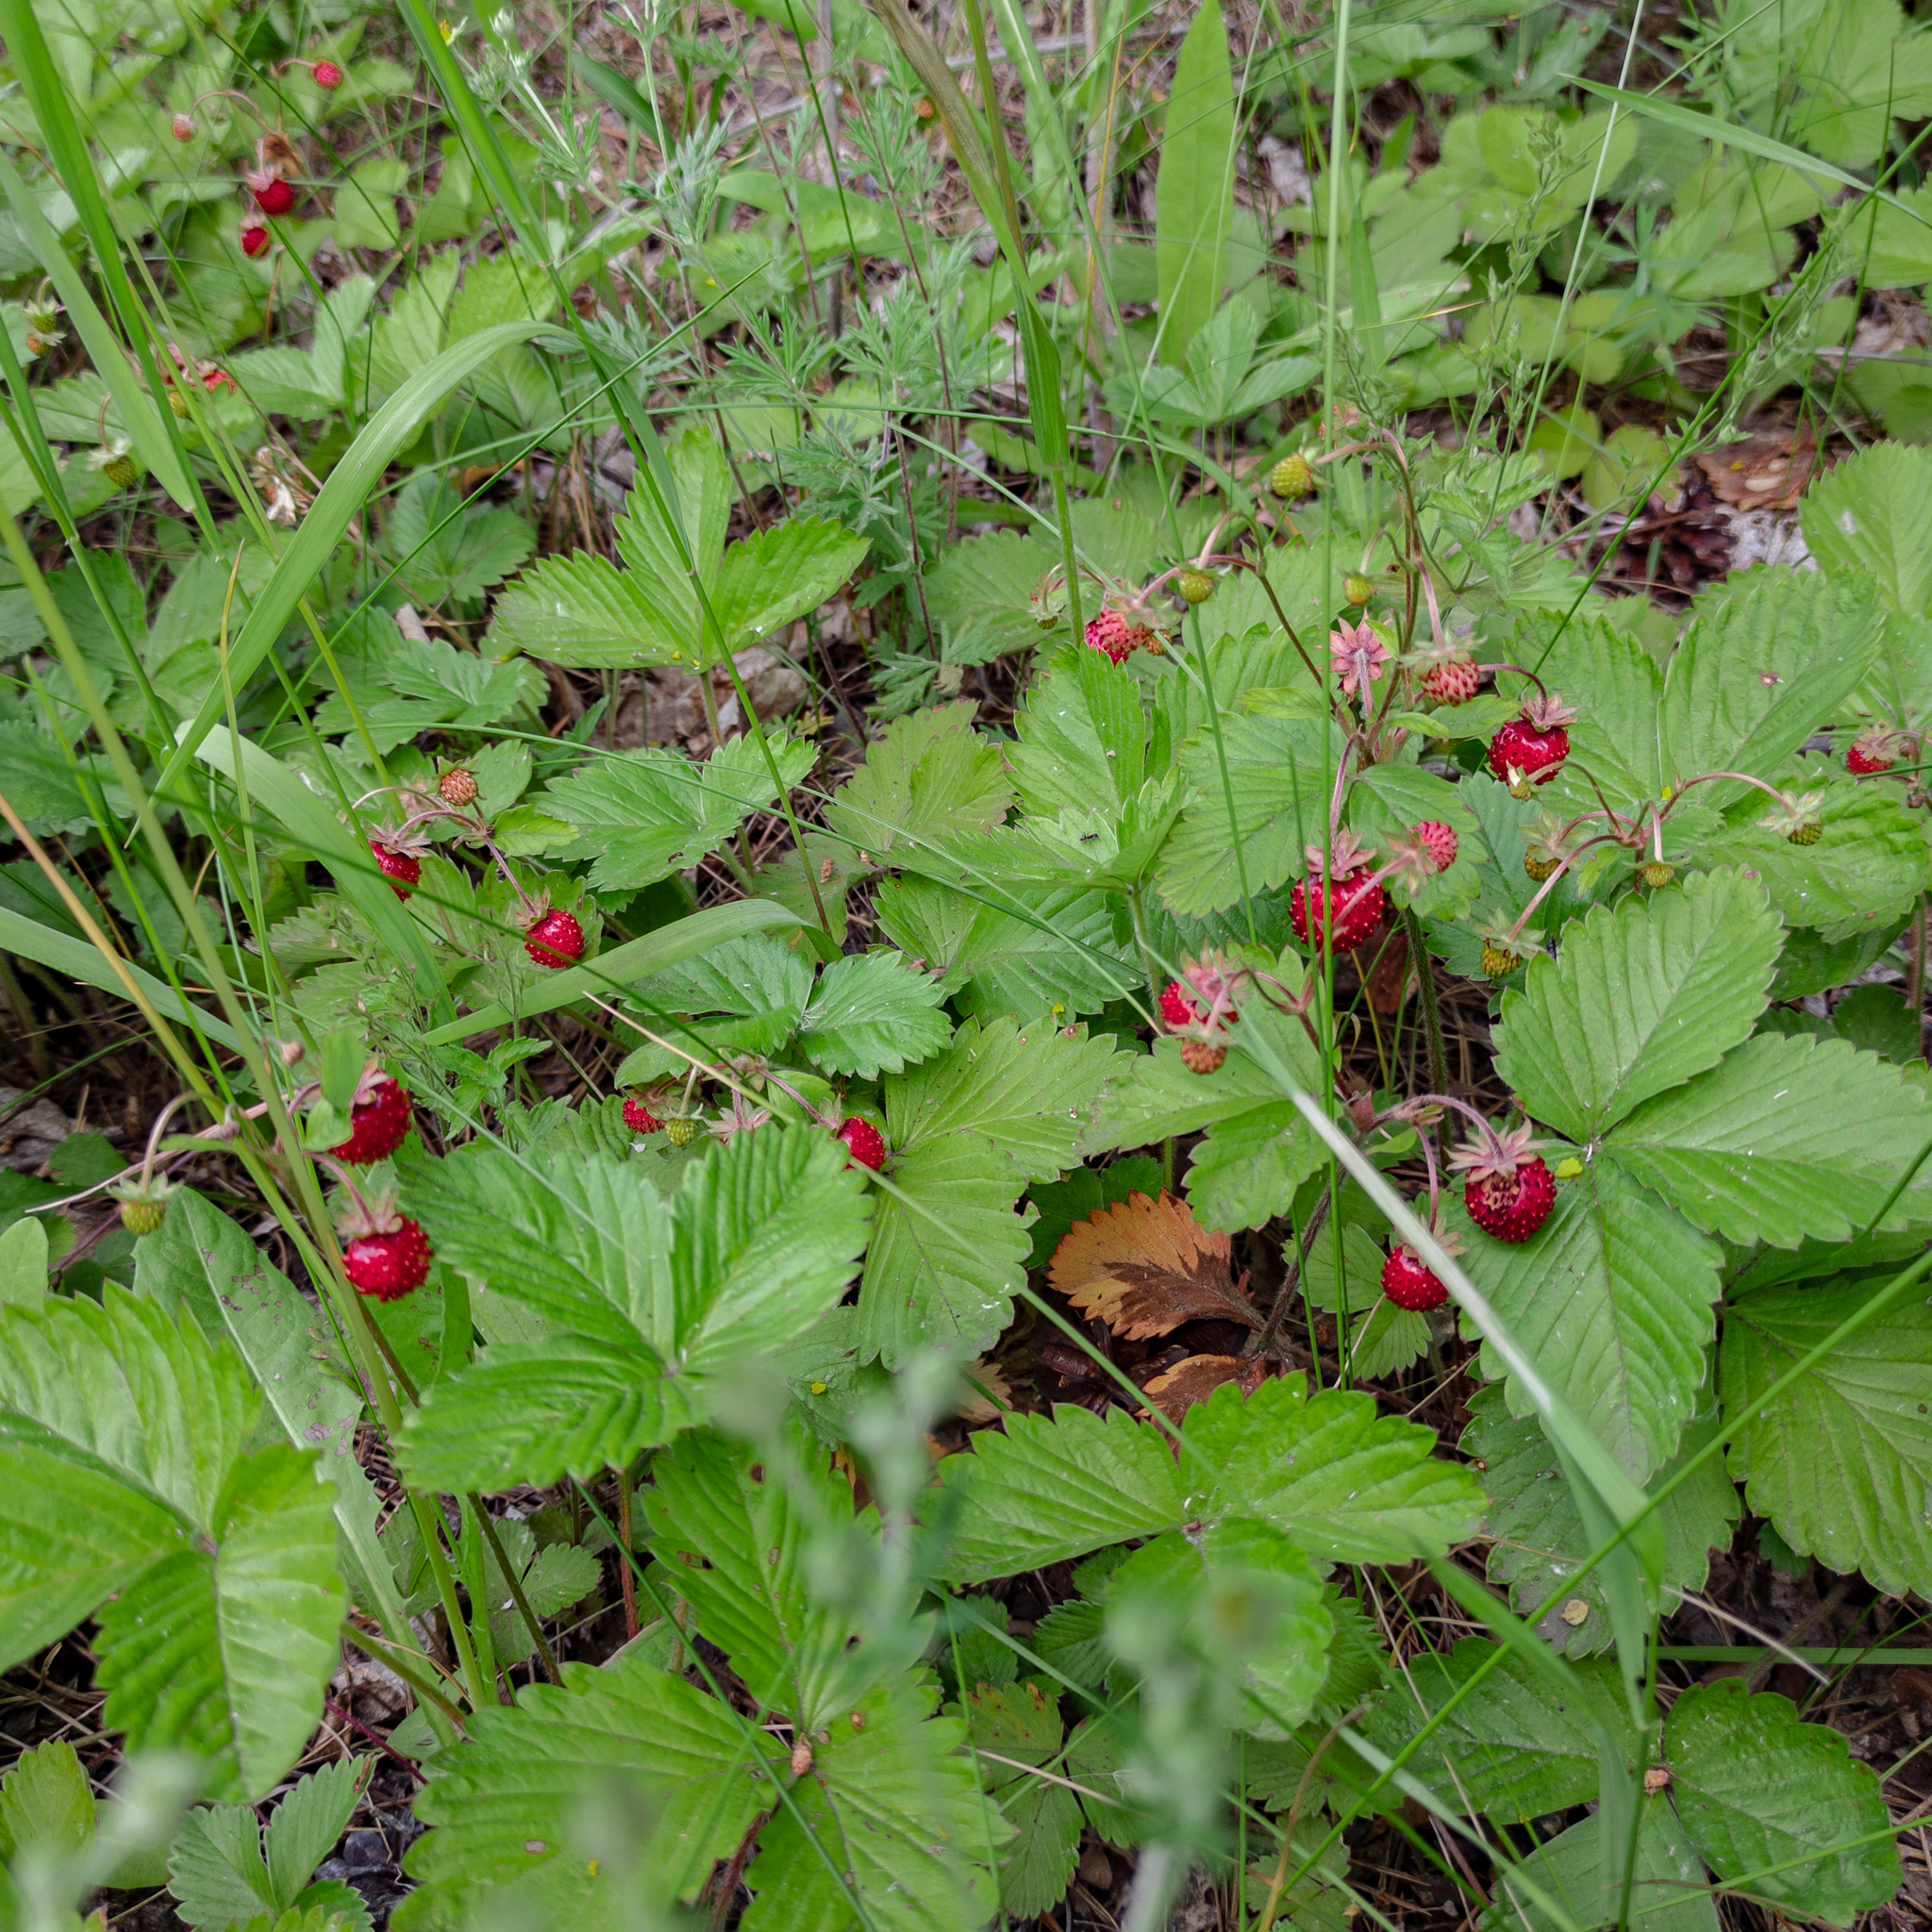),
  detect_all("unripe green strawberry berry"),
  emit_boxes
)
[1177,570,1216,605]
[1637,860,1675,889]
[1344,574,1374,607]
[1524,852,1558,882]
[103,452,138,489]
[1269,453,1313,499]
[664,1116,702,1148]
[110,1174,175,1236]
[1480,941,1520,981]
[1788,821,1823,846]
[119,1195,167,1237]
